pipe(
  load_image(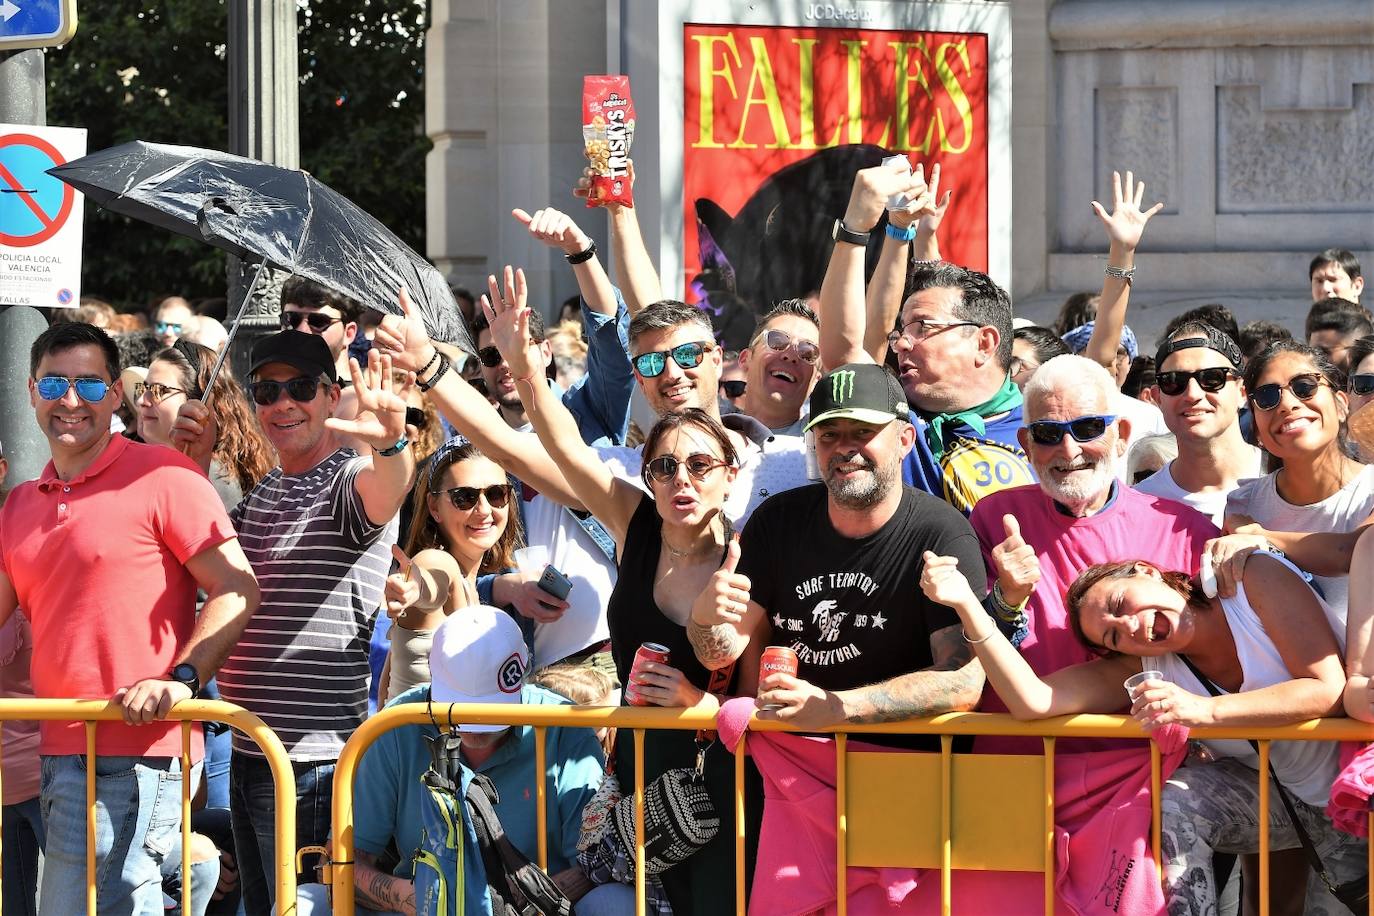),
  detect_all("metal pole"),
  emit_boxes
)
[0,49,46,126]
[226,0,299,382]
